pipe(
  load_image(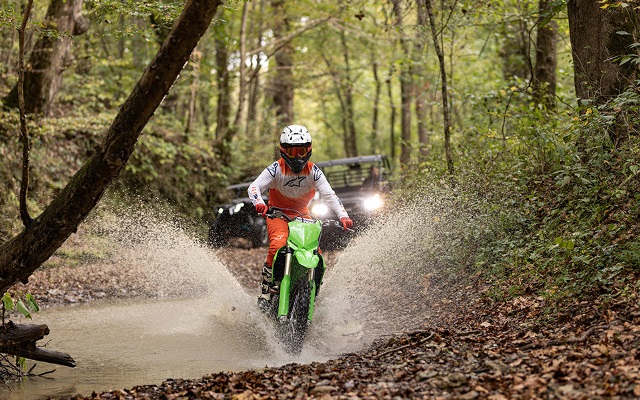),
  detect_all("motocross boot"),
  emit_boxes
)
[257,263,278,312]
